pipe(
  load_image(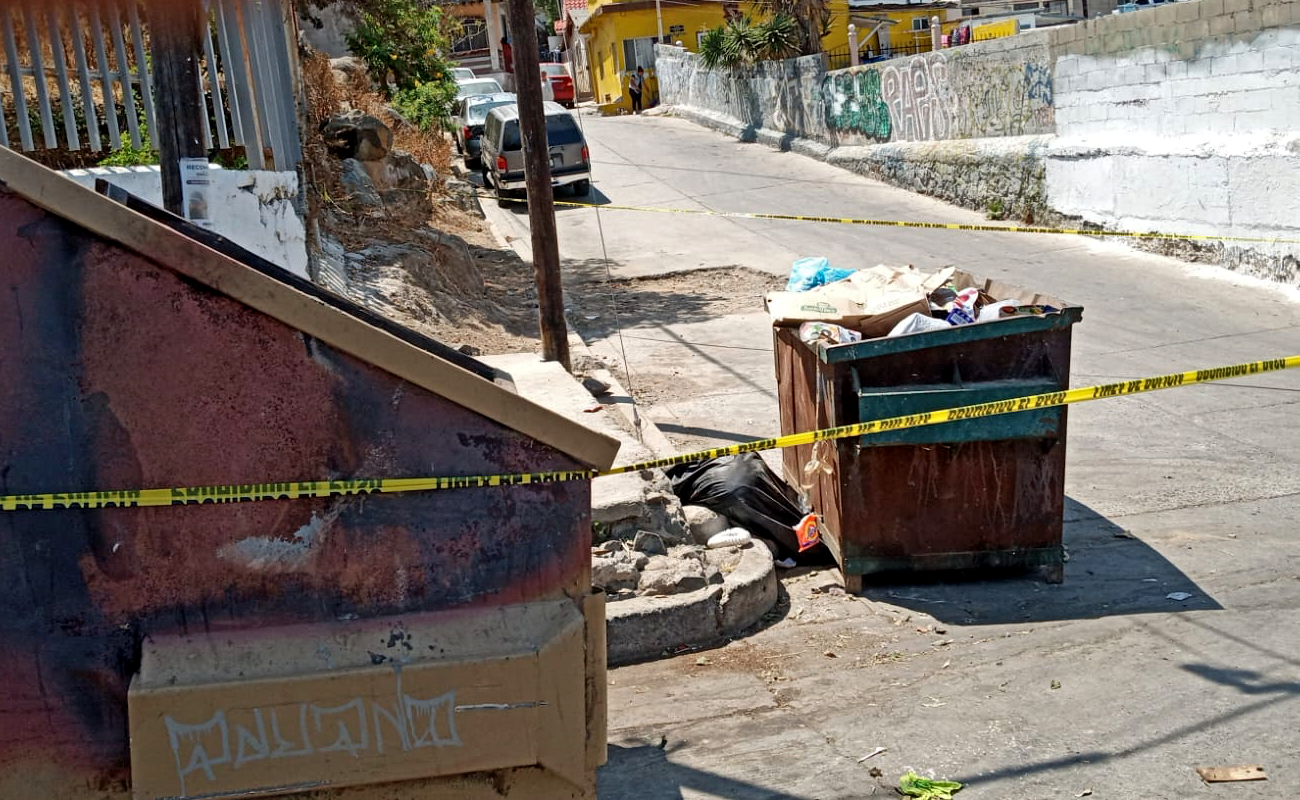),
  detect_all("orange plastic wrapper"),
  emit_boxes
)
[795,513,821,552]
